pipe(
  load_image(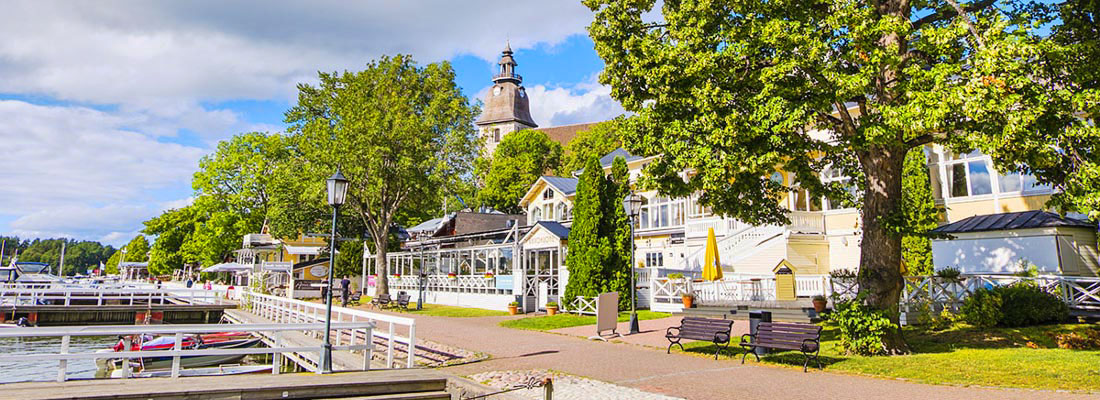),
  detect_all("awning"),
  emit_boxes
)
[283,245,325,255]
[201,262,252,273]
[262,262,293,272]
